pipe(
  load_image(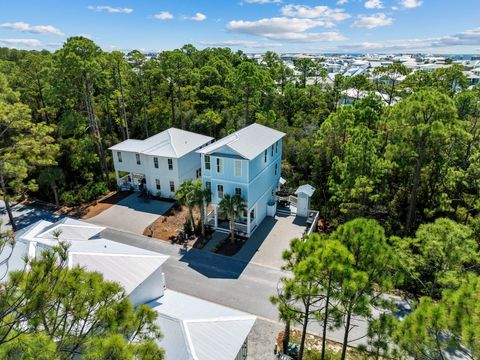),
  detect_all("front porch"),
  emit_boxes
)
[206,205,257,238]
[117,171,145,191]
